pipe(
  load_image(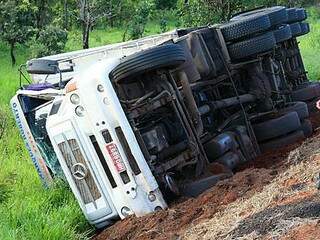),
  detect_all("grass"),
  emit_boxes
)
[0,42,92,240]
[299,8,320,80]
[0,9,320,240]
